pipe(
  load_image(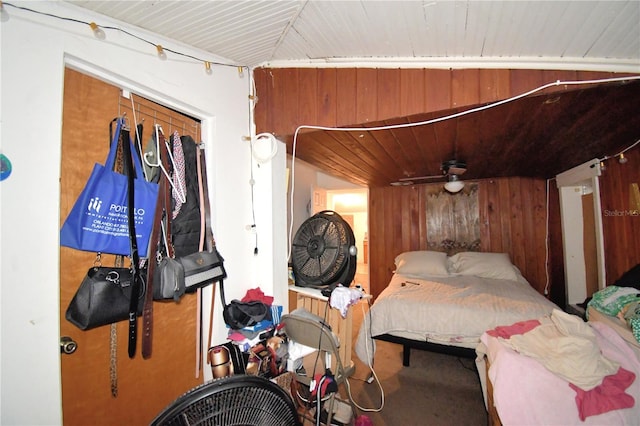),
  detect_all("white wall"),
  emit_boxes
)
[0,2,286,424]
[286,156,316,251]
[287,158,366,250]
[556,160,606,306]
